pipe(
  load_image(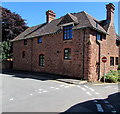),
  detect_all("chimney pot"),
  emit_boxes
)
[106,3,115,22]
[46,10,56,23]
